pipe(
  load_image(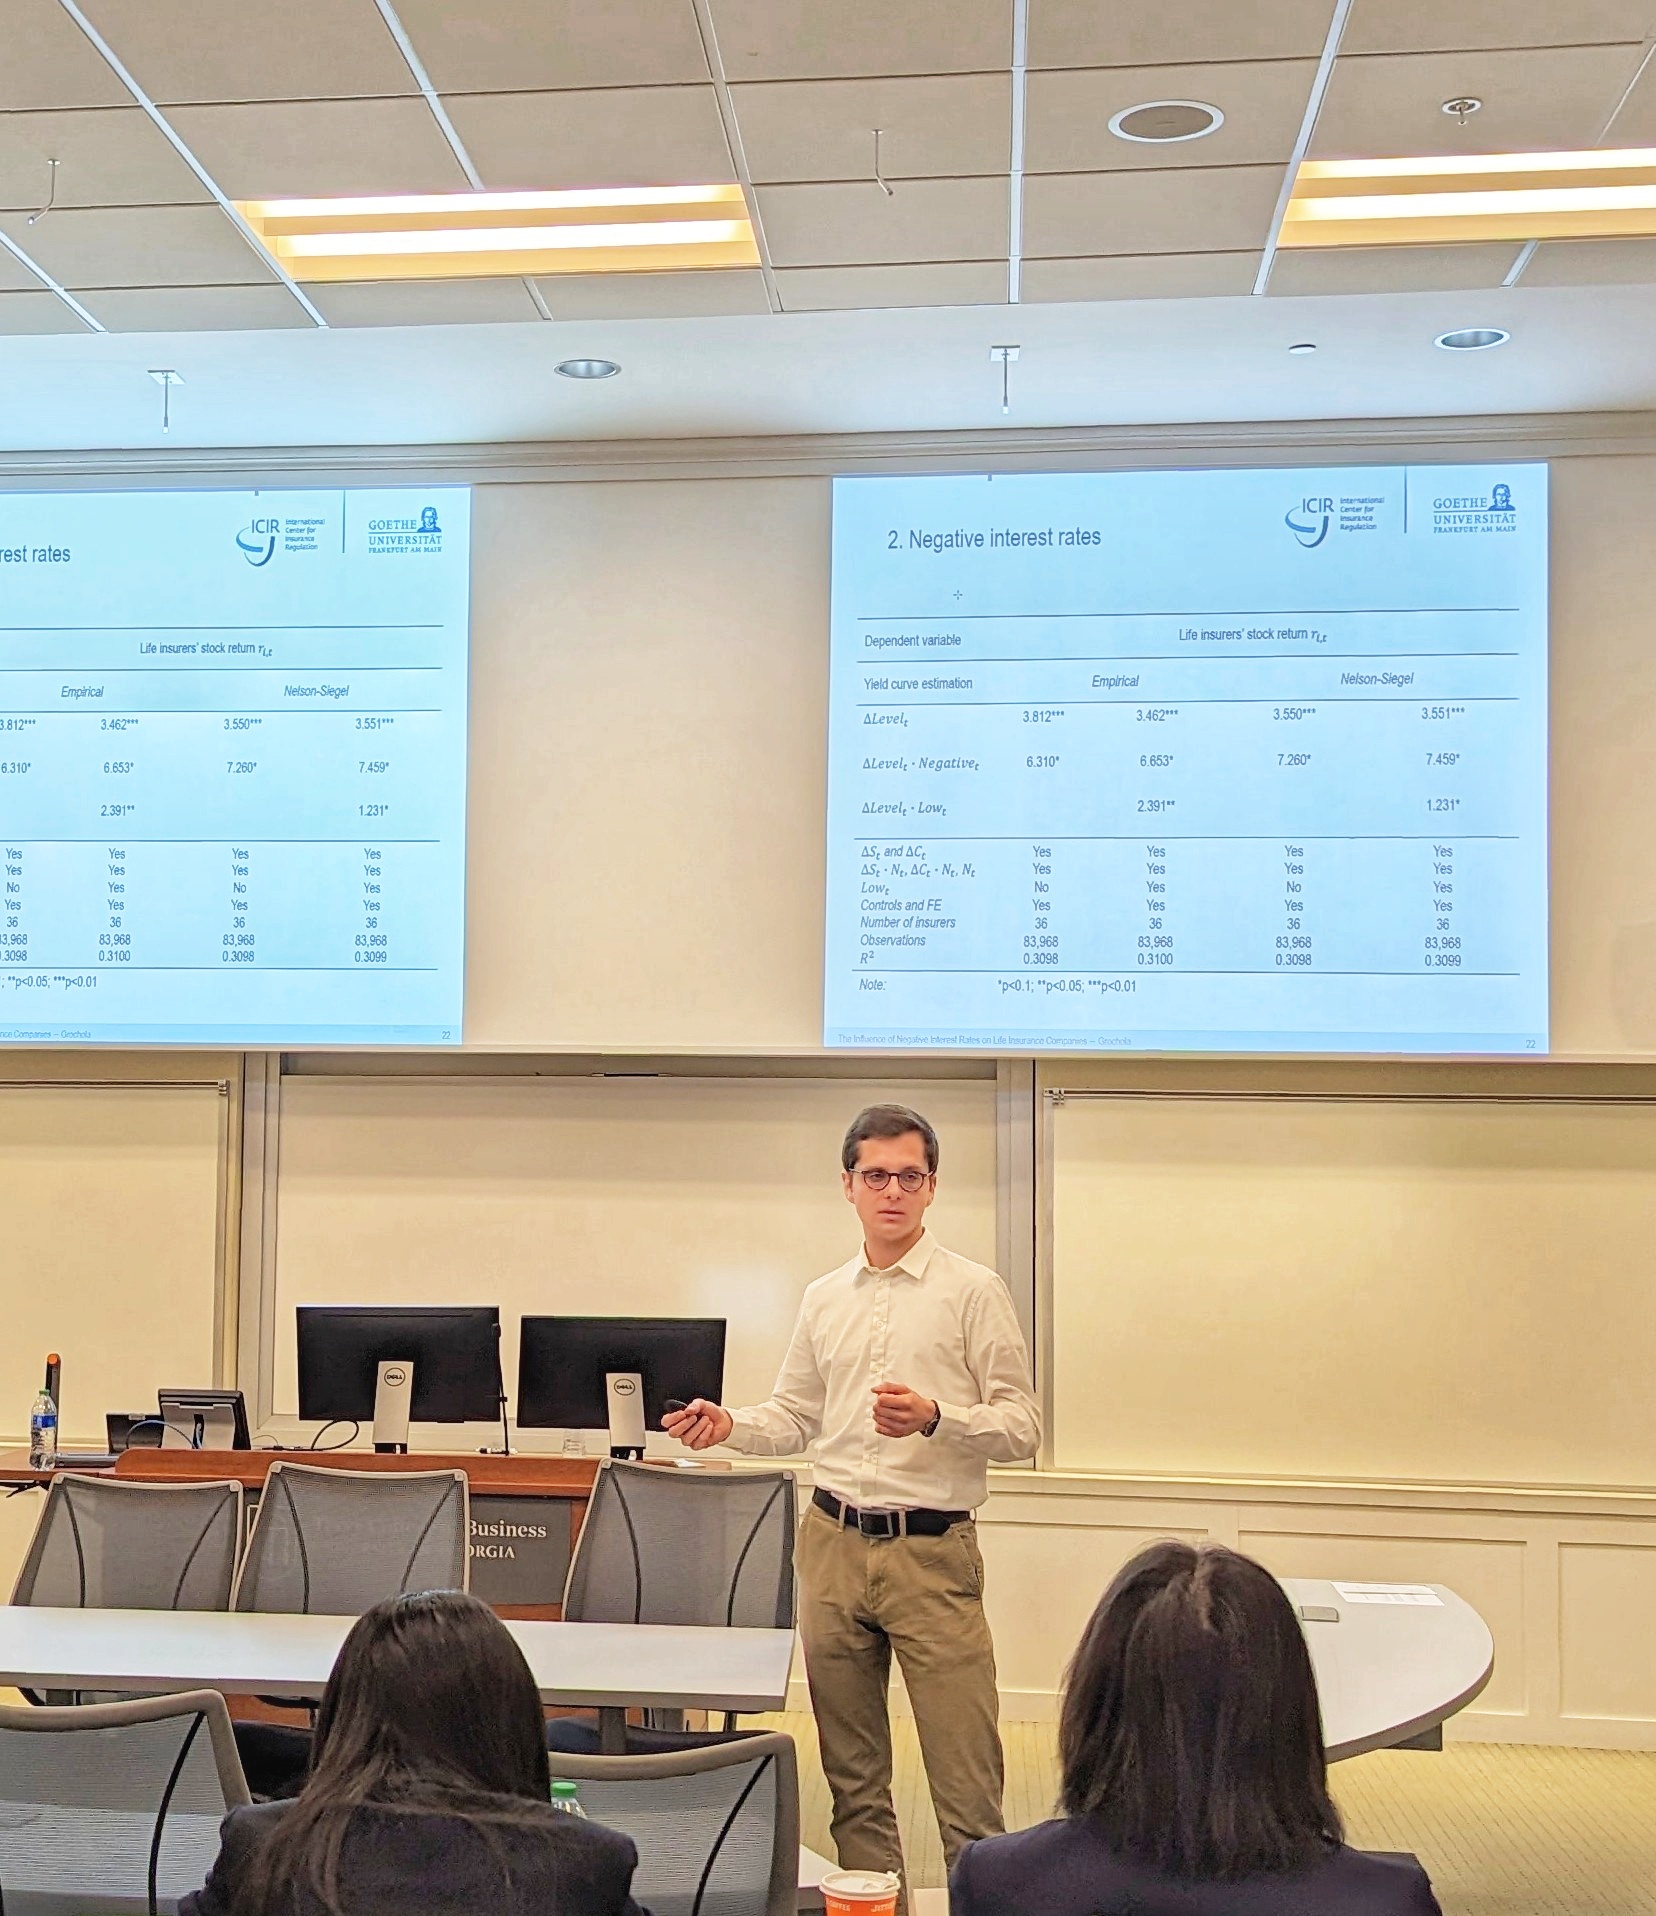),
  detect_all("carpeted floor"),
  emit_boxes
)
[756,1713,1656,1913]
